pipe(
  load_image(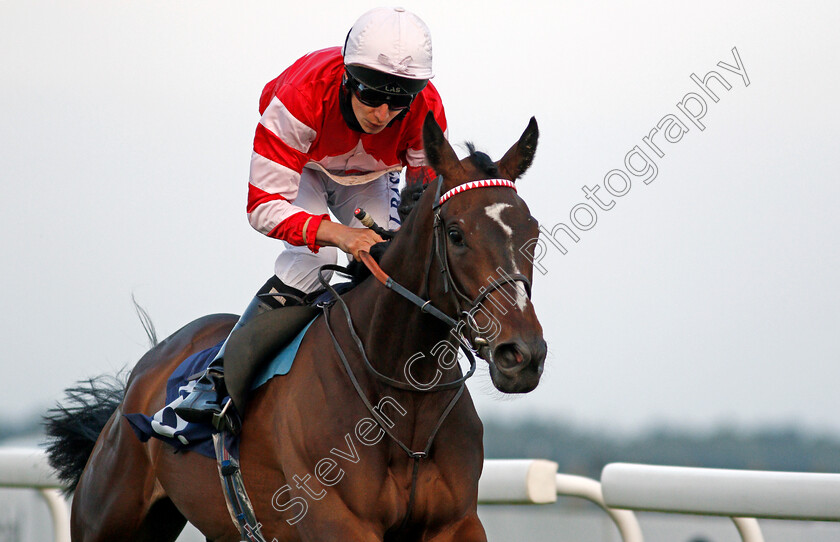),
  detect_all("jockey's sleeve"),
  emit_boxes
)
[405,165,439,187]
[247,84,330,253]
